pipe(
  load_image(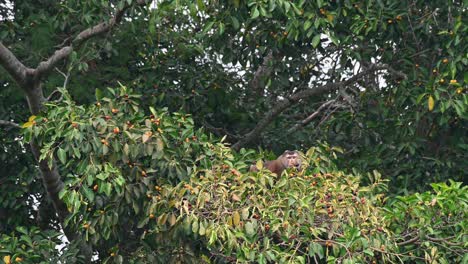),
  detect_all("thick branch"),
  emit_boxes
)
[0,42,33,88]
[35,47,73,78]
[0,120,20,129]
[232,64,405,151]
